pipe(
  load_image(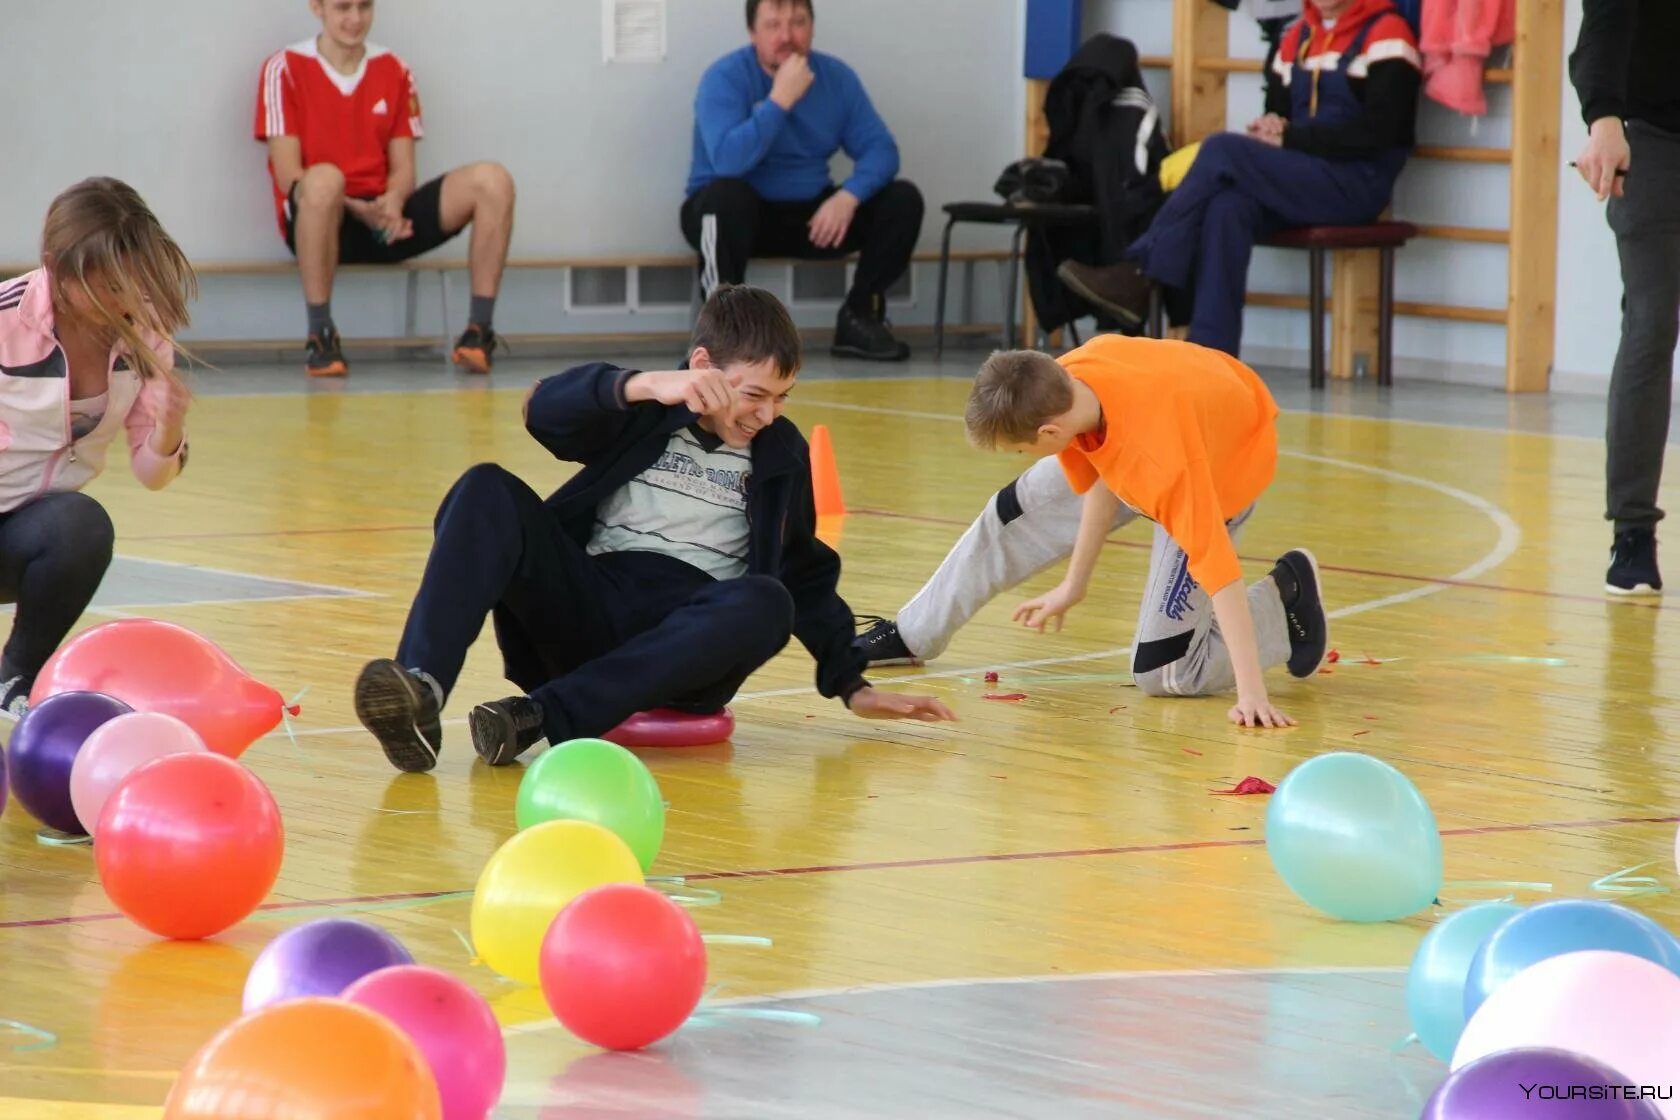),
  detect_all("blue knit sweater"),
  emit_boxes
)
[685,45,900,203]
